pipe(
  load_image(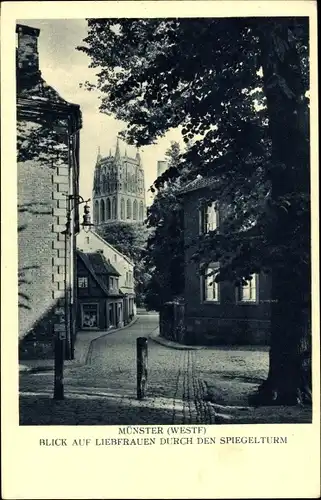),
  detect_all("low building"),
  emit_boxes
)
[77,251,124,330]
[17,24,82,359]
[180,177,271,345]
[77,229,136,324]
